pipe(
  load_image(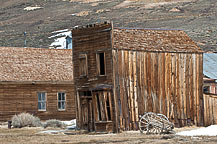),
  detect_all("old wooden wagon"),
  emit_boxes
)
[72,22,204,133]
[0,47,75,121]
